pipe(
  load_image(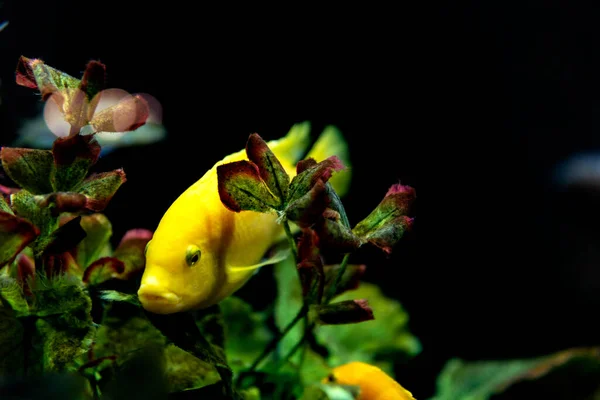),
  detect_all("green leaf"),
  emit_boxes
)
[217,160,280,213]
[11,190,54,234]
[93,303,219,392]
[219,296,273,374]
[73,169,126,211]
[352,184,415,254]
[16,57,97,131]
[28,275,91,318]
[51,134,101,192]
[287,156,345,206]
[0,276,29,315]
[16,56,81,101]
[144,310,233,393]
[10,190,57,256]
[0,147,54,194]
[97,290,140,305]
[285,179,330,228]
[309,299,374,325]
[33,316,95,373]
[0,195,11,214]
[164,343,221,392]
[83,258,125,286]
[432,347,600,400]
[0,210,39,267]
[315,216,363,254]
[246,133,290,203]
[75,213,113,269]
[314,282,421,375]
[27,277,95,373]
